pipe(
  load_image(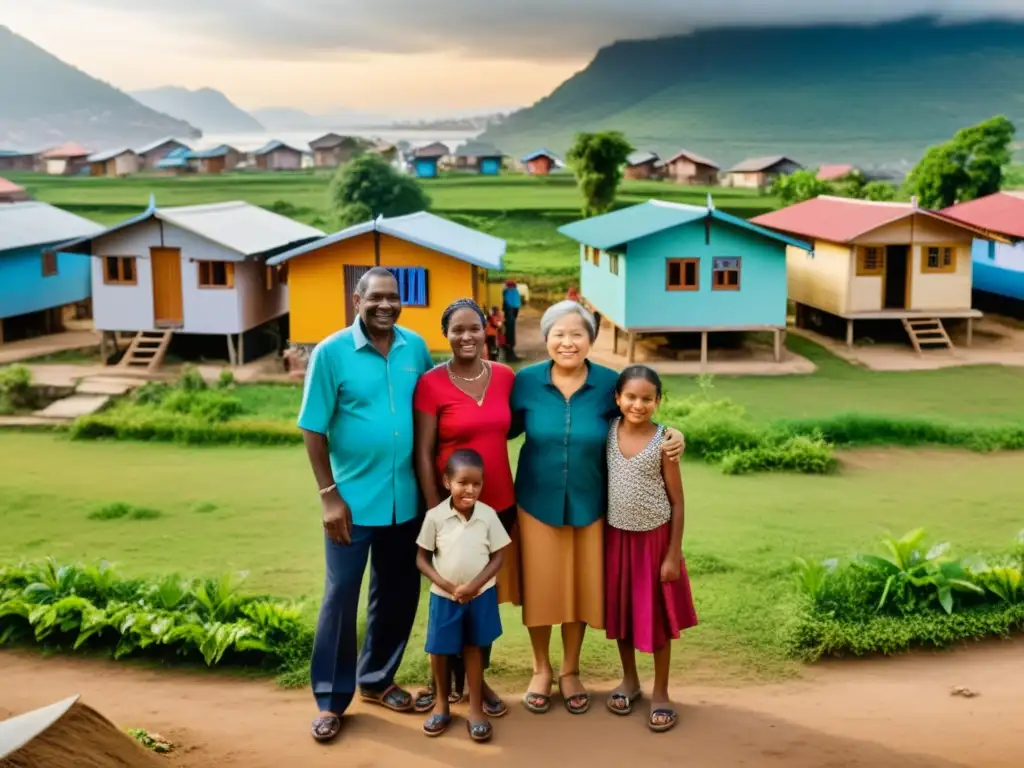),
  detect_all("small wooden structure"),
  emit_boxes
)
[753,196,1008,353]
[452,142,504,175]
[268,211,505,351]
[0,177,30,203]
[40,142,90,176]
[252,140,303,171]
[56,199,324,367]
[943,191,1024,306]
[88,148,140,178]
[411,142,450,178]
[189,145,242,174]
[817,164,857,181]
[656,148,719,185]
[624,151,660,180]
[725,156,803,189]
[558,197,811,364]
[520,148,561,175]
[0,149,40,173]
[309,133,363,168]
[136,137,191,170]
